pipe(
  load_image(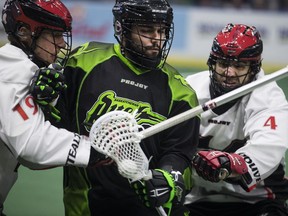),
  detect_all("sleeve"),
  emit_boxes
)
[236,82,288,190]
[0,83,91,169]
